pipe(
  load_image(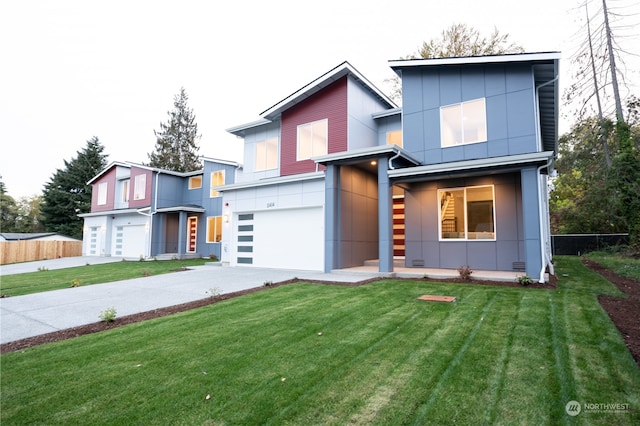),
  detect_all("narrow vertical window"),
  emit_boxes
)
[121,179,130,203]
[207,216,223,243]
[133,174,146,200]
[97,182,108,205]
[210,170,225,197]
[255,138,278,171]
